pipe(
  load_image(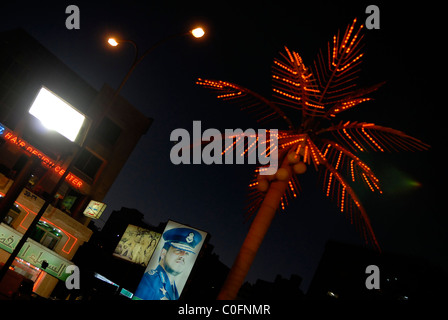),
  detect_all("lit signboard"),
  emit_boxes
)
[0,122,85,189]
[29,87,85,142]
[113,224,161,267]
[0,223,75,281]
[133,220,207,300]
[83,200,107,219]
